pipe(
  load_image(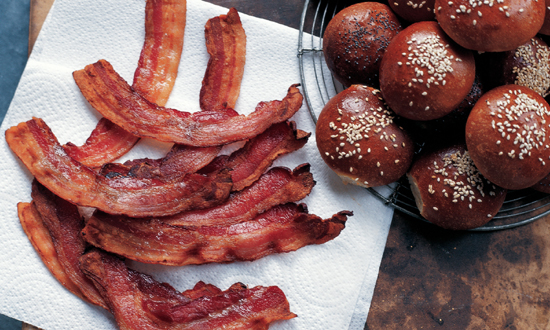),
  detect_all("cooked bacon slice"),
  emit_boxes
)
[73,59,303,146]
[200,7,246,112]
[223,121,310,191]
[5,118,232,217]
[17,202,87,302]
[63,118,139,168]
[24,180,109,309]
[133,0,187,107]
[163,164,315,226]
[63,0,187,168]
[101,144,222,182]
[80,250,296,330]
[82,203,350,266]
